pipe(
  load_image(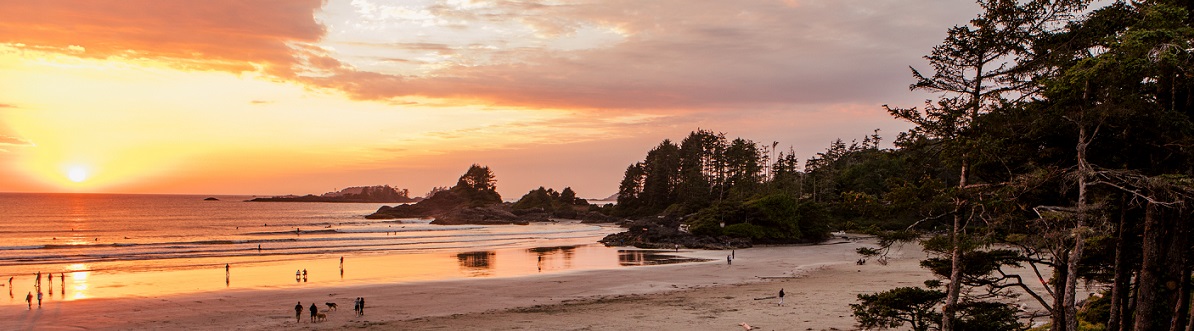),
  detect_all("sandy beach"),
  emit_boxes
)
[3,237,936,330]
